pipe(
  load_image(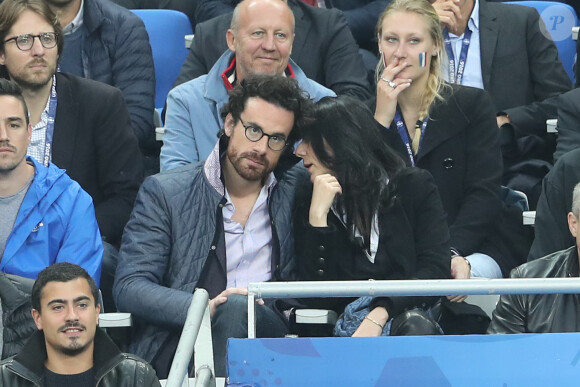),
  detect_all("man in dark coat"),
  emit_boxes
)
[431,0,572,207]
[431,0,570,133]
